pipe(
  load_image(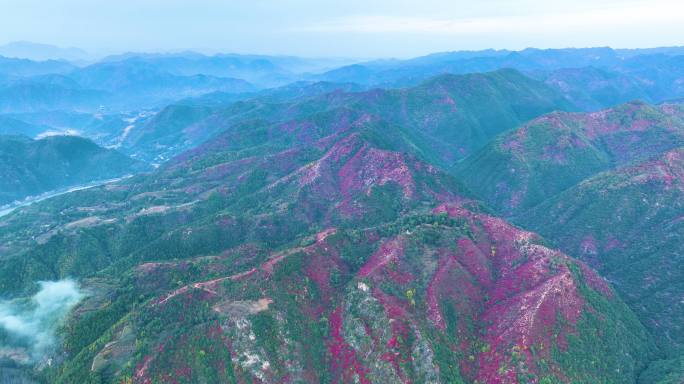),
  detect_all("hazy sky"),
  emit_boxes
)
[1,0,683,58]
